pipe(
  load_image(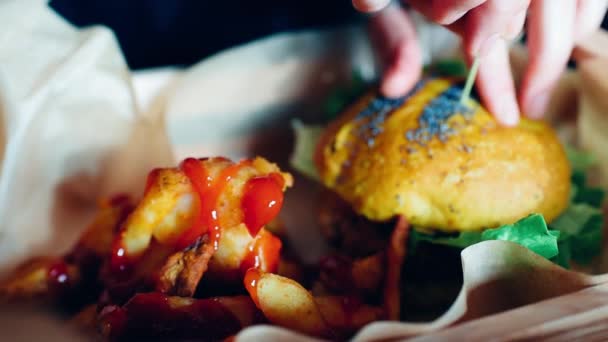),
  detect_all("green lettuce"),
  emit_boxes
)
[566,145,597,173]
[550,204,603,267]
[289,120,324,181]
[424,58,468,78]
[411,214,560,260]
[410,230,482,250]
[481,214,560,259]
[323,70,367,121]
[549,147,605,267]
